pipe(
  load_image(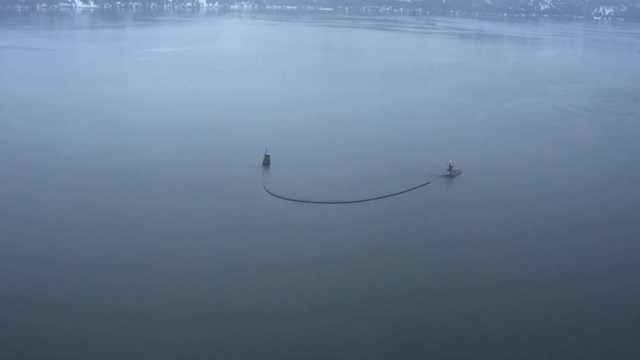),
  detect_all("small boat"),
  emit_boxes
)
[262,148,271,167]
[441,160,462,177]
